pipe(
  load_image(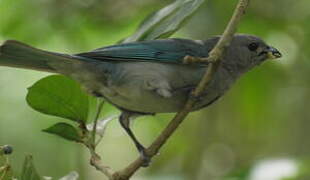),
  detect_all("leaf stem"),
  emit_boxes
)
[91,99,105,148]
